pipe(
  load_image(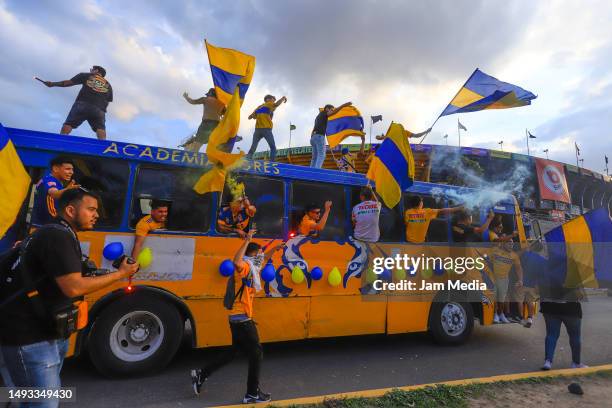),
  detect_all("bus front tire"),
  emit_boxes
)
[87,294,184,377]
[429,301,474,345]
